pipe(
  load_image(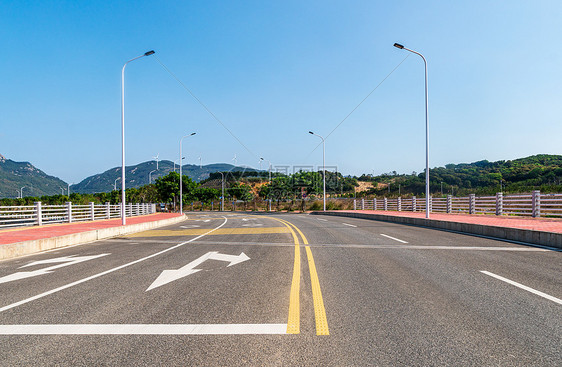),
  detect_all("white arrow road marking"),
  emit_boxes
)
[146,251,250,291]
[0,254,110,285]
[180,225,200,228]
[242,223,263,227]
[0,217,228,314]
